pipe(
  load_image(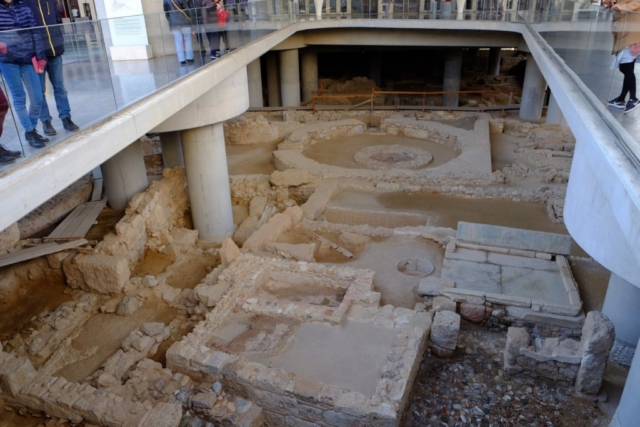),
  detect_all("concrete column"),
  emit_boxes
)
[602,274,640,366]
[301,50,318,103]
[279,49,301,107]
[610,337,640,427]
[160,132,185,168]
[443,48,462,108]
[181,123,234,242]
[546,92,567,127]
[519,54,547,120]
[101,140,149,210]
[266,53,281,107]
[487,47,501,76]
[368,55,382,87]
[247,59,264,108]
